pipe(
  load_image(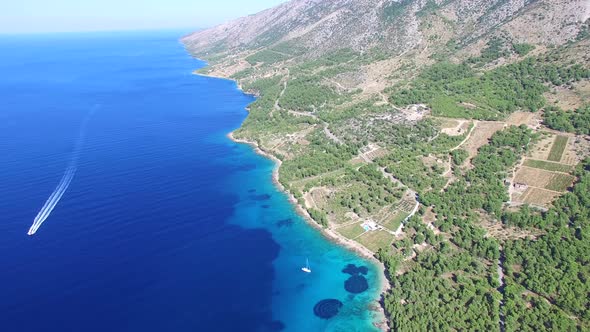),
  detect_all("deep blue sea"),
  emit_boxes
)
[0,31,382,332]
